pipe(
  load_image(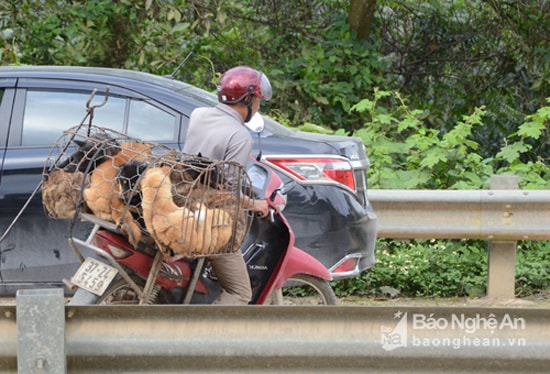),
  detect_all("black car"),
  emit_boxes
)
[0,66,376,295]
